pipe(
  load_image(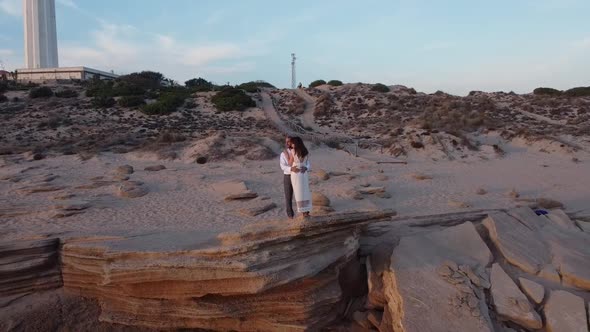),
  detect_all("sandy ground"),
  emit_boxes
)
[1,137,589,241]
